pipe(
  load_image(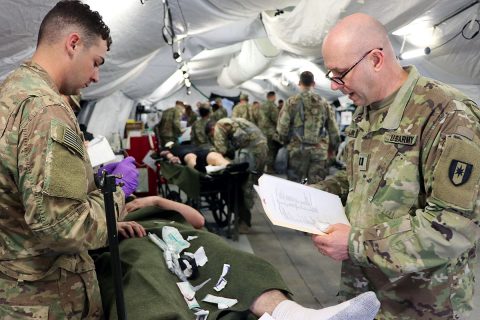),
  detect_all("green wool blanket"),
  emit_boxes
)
[93,206,290,319]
